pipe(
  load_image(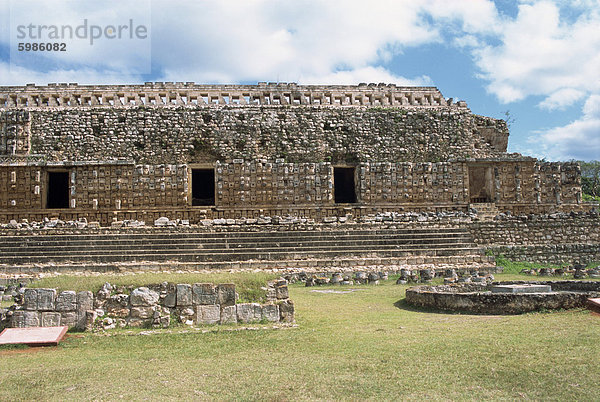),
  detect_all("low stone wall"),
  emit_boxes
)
[490,244,600,265]
[0,279,294,331]
[468,213,600,264]
[405,281,600,314]
[469,214,600,246]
